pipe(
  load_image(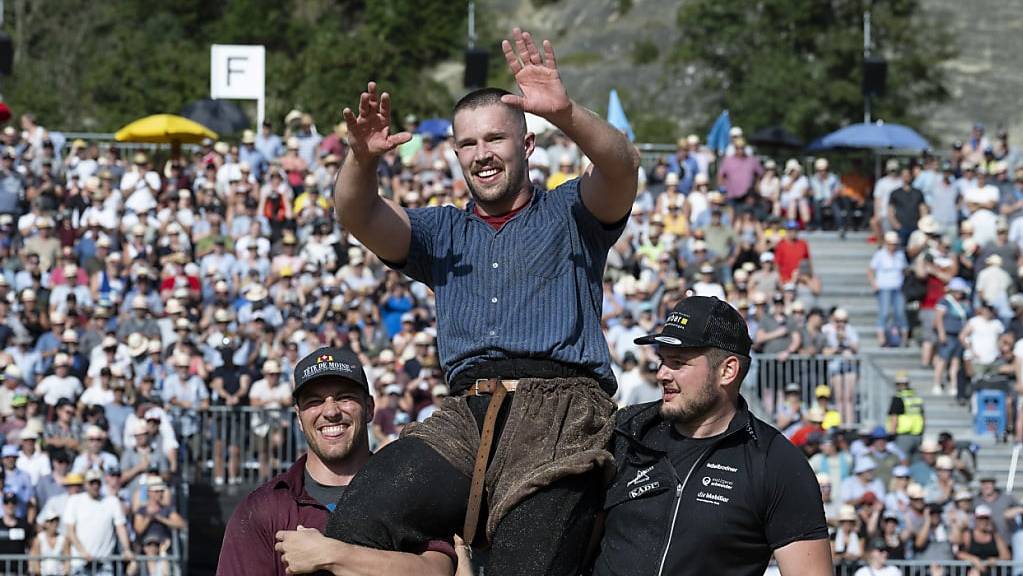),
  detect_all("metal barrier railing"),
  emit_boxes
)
[0,553,1016,576]
[178,353,897,486]
[752,353,893,428]
[180,355,892,486]
[858,356,895,429]
[819,559,1023,576]
[179,406,306,485]
[0,553,181,575]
